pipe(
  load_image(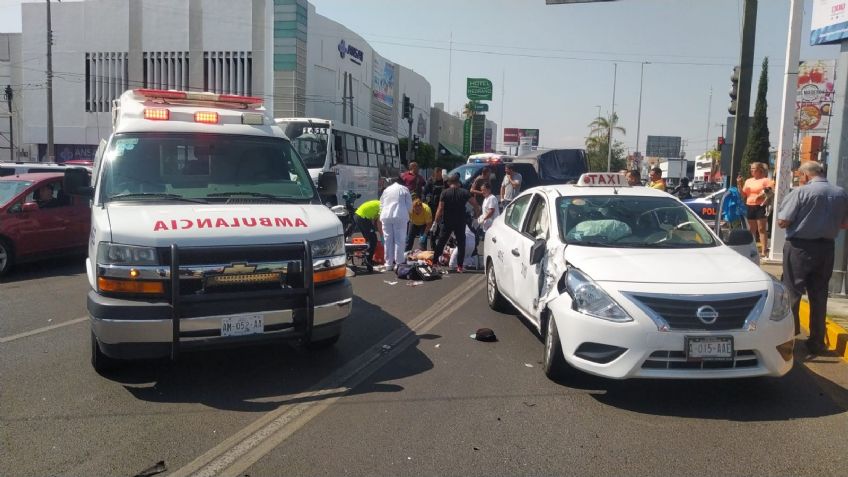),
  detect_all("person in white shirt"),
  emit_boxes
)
[379,178,413,270]
[449,225,479,269]
[478,183,500,232]
[500,163,522,204]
